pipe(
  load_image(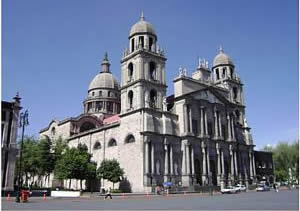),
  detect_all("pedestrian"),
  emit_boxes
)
[104,187,112,200]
